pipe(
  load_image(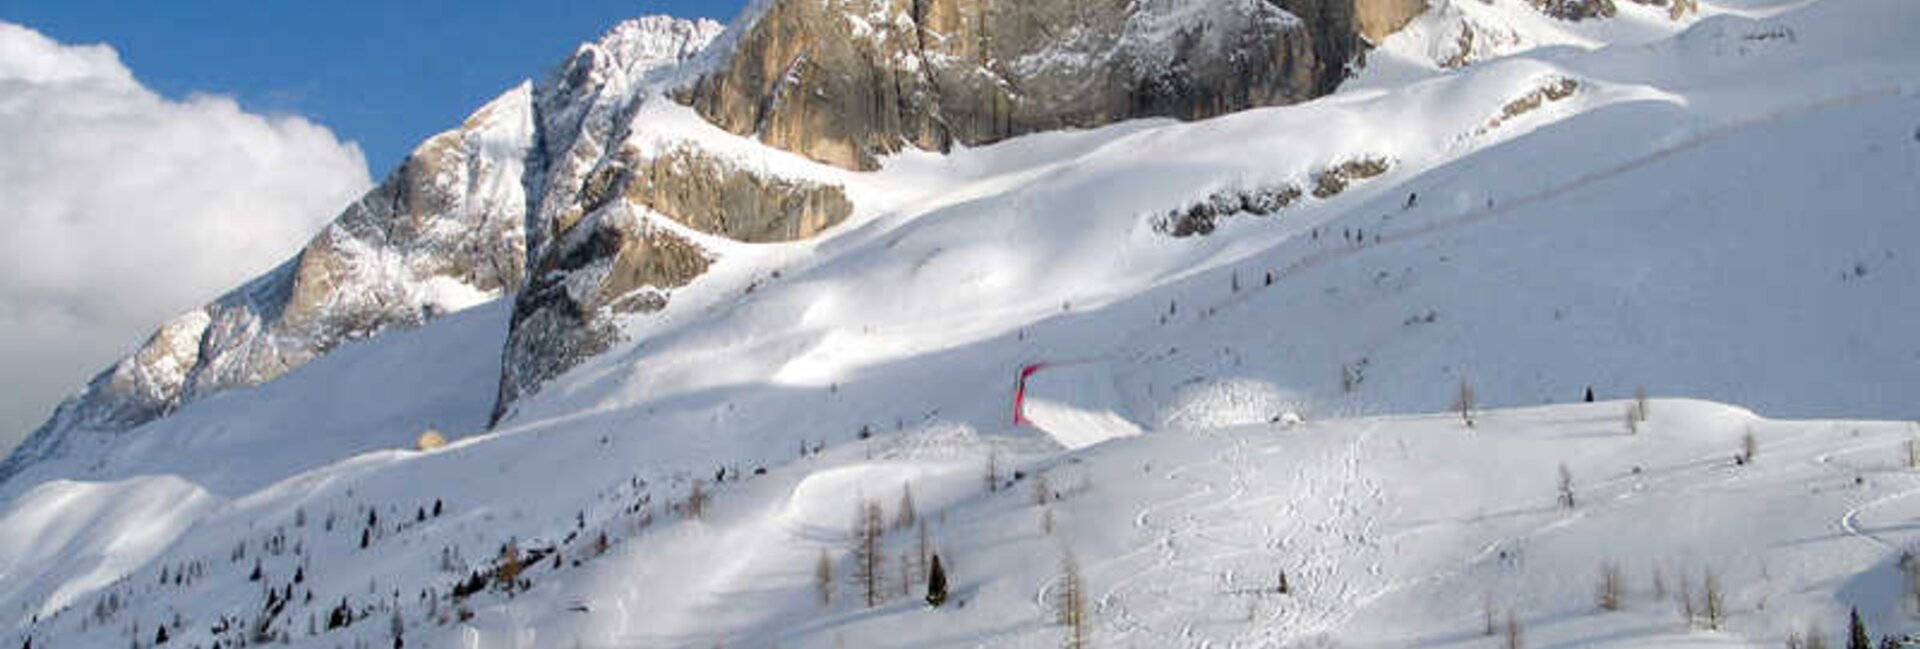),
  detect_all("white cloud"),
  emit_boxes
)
[0,22,373,452]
